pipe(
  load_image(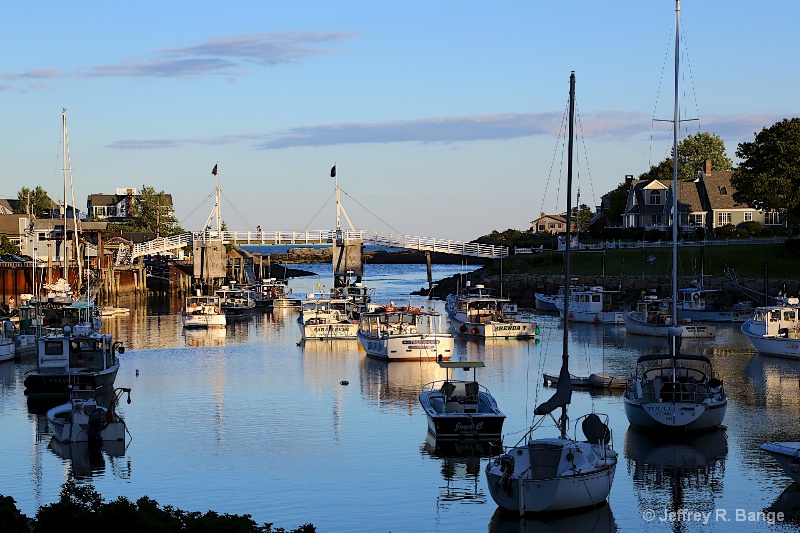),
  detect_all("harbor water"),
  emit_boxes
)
[1,262,799,532]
